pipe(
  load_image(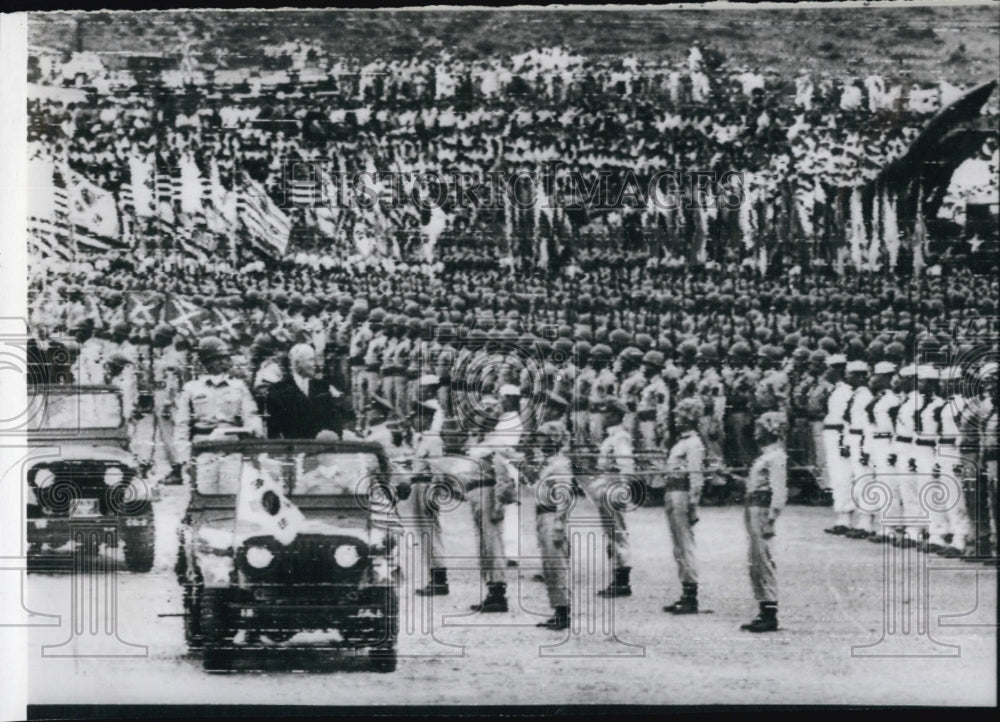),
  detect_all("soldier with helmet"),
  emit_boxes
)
[637,350,671,454]
[590,399,635,597]
[662,397,706,615]
[741,411,789,633]
[754,345,789,416]
[586,343,617,446]
[174,336,262,490]
[805,349,834,501]
[532,419,575,630]
[822,354,854,535]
